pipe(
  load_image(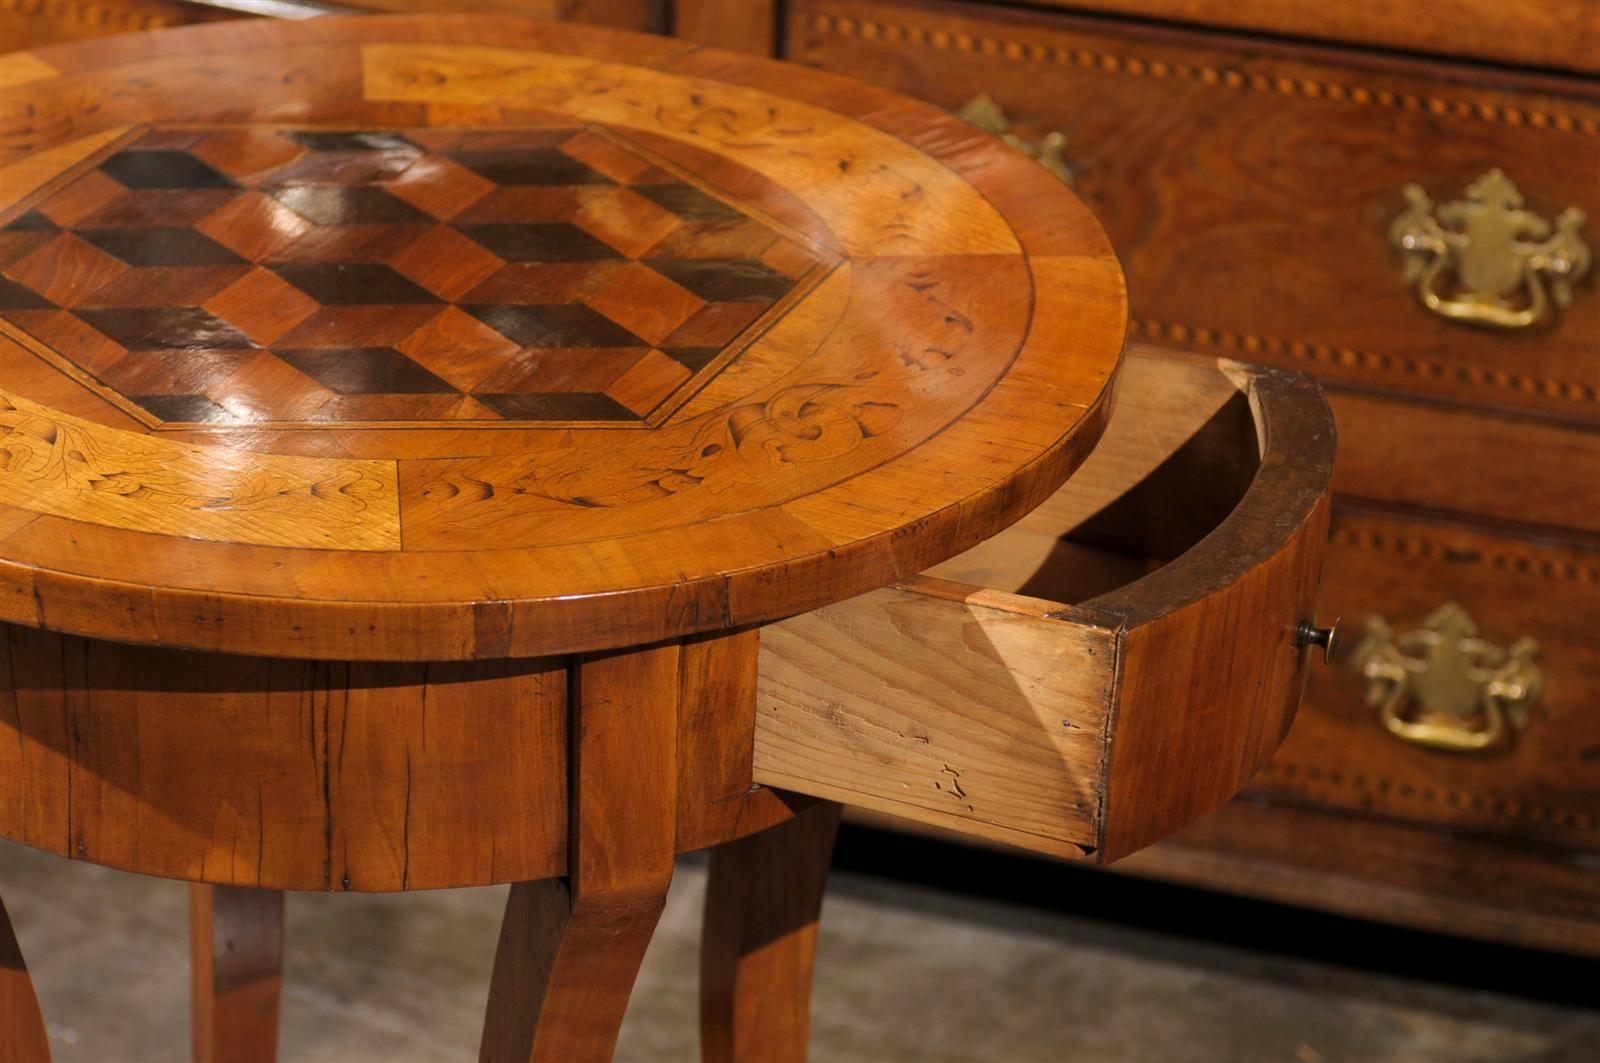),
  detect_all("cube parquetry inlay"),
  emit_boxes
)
[0,124,829,428]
